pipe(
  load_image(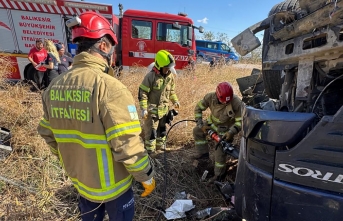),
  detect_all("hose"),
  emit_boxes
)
[155,119,197,221]
[311,74,343,113]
